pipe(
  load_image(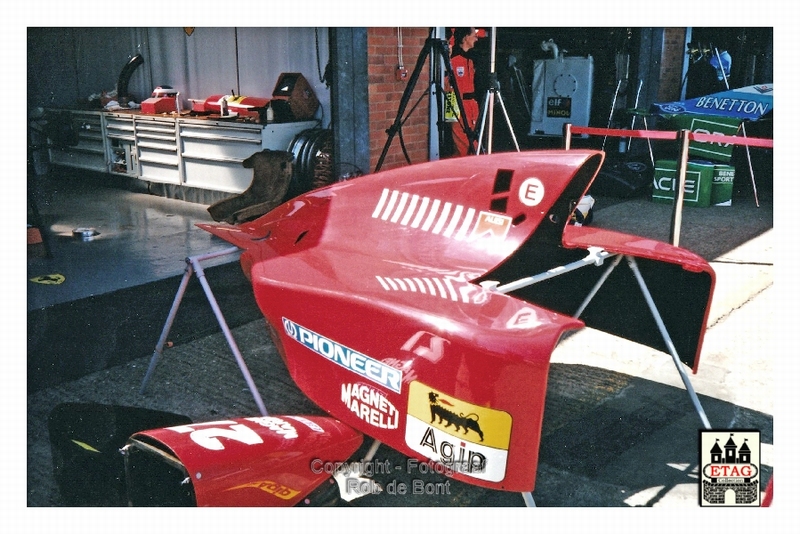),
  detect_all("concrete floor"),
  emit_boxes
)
[27,170,238,311]
[23,162,777,518]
